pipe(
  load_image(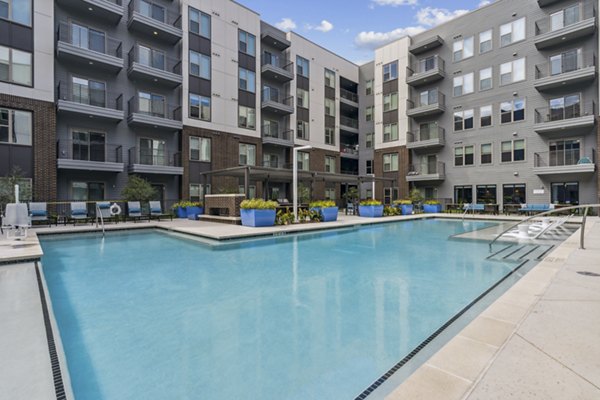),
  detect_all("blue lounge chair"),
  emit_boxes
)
[149,201,172,221]
[29,202,53,227]
[127,201,145,222]
[69,202,89,224]
[96,201,118,223]
[463,203,485,213]
[519,203,554,215]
